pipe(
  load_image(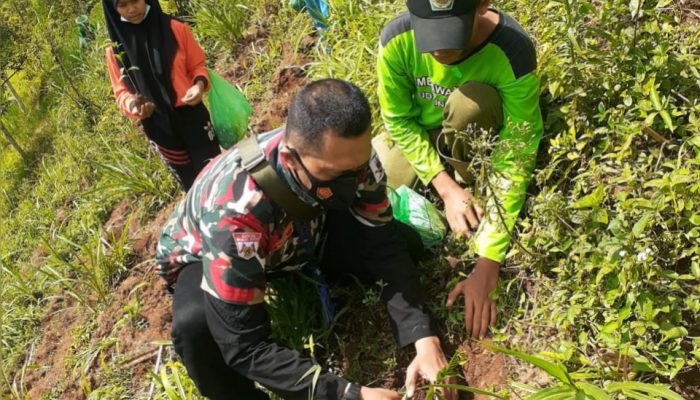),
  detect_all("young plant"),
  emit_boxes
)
[425,351,506,400]
[483,342,684,400]
[150,361,203,400]
[192,0,250,53]
[89,137,176,206]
